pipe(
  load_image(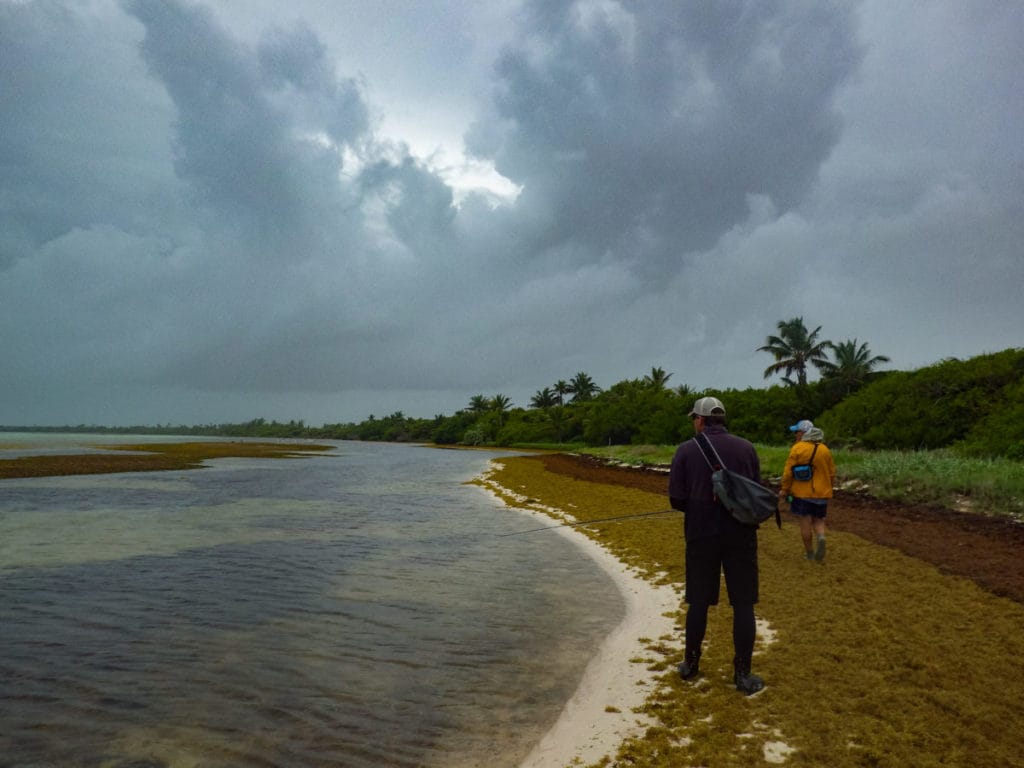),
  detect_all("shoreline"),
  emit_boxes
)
[474,465,681,768]
[474,452,1024,767]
